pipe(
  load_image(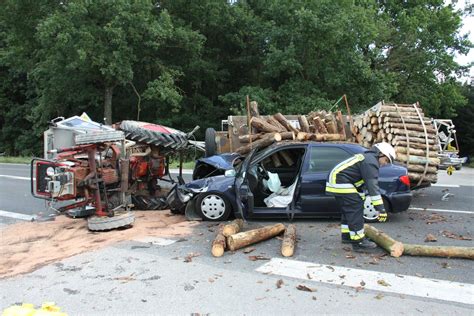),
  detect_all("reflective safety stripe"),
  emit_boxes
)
[326,182,356,189]
[350,229,365,241]
[341,224,350,233]
[326,186,358,194]
[370,195,383,206]
[358,192,366,200]
[329,154,365,185]
[354,179,365,187]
